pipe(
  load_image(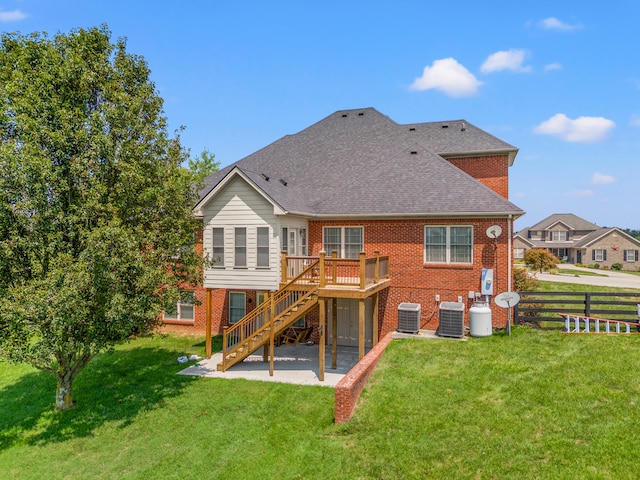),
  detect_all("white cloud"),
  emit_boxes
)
[538,17,582,31]
[533,113,615,142]
[566,189,594,198]
[410,58,482,97]
[0,9,27,22]
[592,173,615,185]
[481,49,531,74]
[544,63,562,71]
